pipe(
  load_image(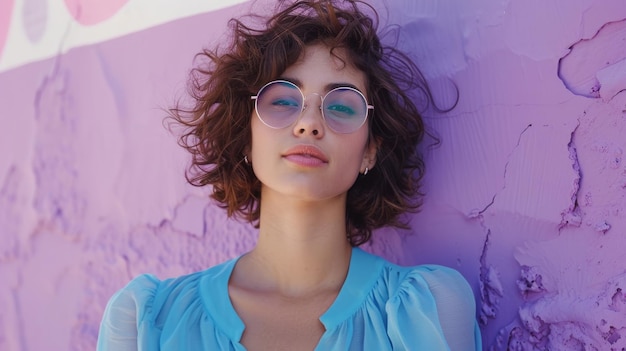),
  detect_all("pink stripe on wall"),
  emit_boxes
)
[0,1,625,350]
[0,0,14,58]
